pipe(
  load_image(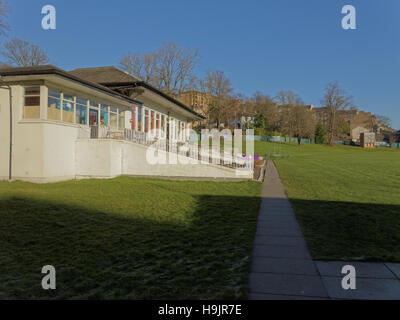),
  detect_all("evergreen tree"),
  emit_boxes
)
[315,123,327,144]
